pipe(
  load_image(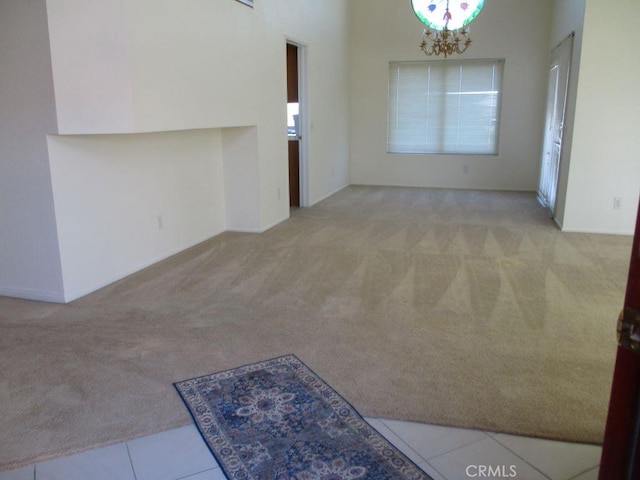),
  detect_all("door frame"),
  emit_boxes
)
[286,38,309,208]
